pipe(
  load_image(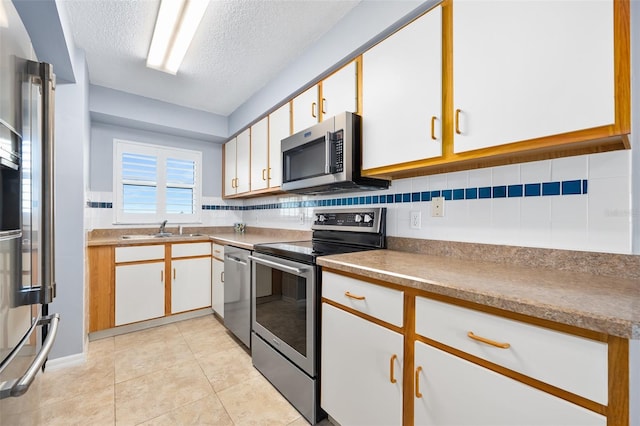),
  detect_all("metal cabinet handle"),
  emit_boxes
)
[173,268,176,280]
[311,102,317,118]
[221,271,224,282]
[262,168,267,181]
[344,291,365,300]
[467,331,511,349]
[389,354,398,384]
[431,116,437,140]
[161,270,164,282]
[321,98,327,114]
[0,314,60,399]
[268,168,272,179]
[455,109,462,135]
[415,366,423,398]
